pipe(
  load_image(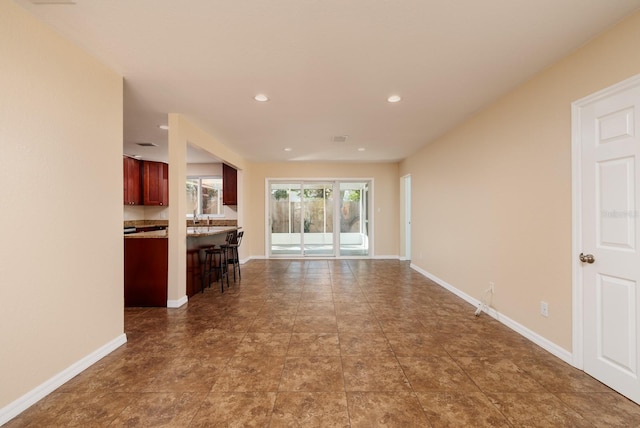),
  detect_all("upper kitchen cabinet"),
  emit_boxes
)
[222,163,237,206]
[143,161,169,206]
[123,156,142,205]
